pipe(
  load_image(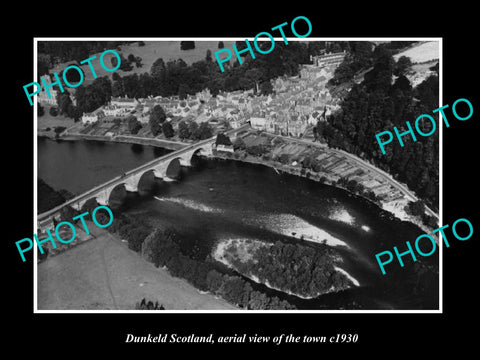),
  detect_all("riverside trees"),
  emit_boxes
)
[104,214,296,310]
[324,44,439,211]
